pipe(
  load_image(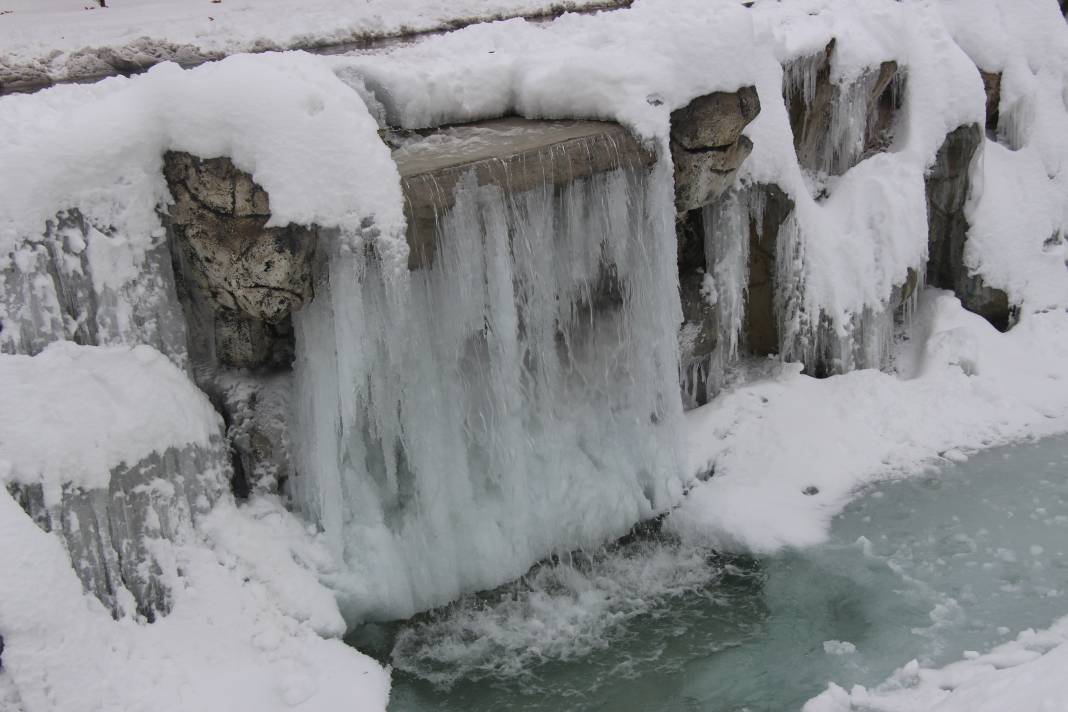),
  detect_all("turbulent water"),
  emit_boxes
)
[354,434,1068,711]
